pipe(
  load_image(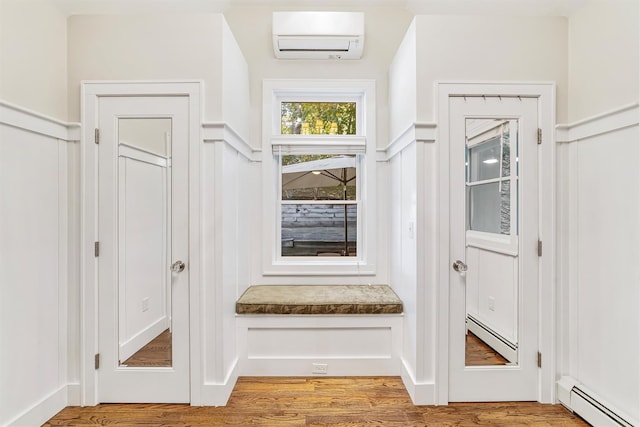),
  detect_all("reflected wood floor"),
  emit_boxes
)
[45,377,588,426]
[465,331,509,366]
[122,329,172,367]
